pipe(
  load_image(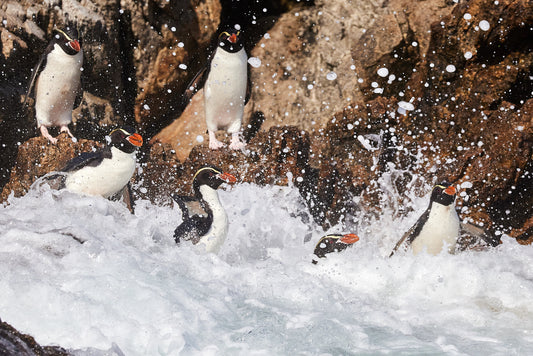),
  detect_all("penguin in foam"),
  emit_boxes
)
[172,166,237,253]
[389,182,460,256]
[24,26,83,144]
[389,181,502,256]
[312,233,359,264]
